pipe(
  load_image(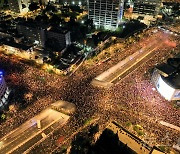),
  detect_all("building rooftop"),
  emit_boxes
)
[98,121,164,154]
[156,63,176,76]
[3,41,32,51]
[167,58,180,69]
[162,72,180,89]
[156,58,180,89]
[47,26,68,34]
